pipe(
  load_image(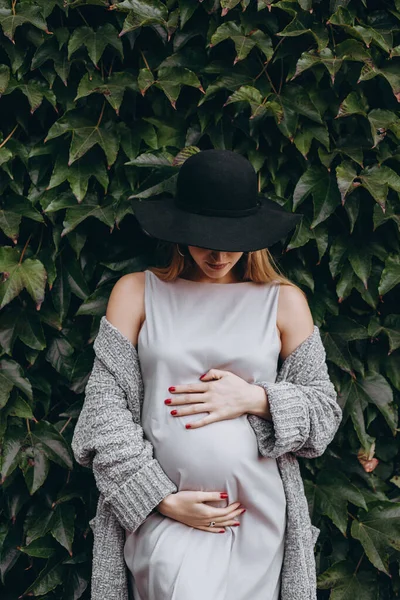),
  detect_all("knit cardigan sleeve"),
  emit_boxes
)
[71,317,178,533]
[247,325,342,459]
